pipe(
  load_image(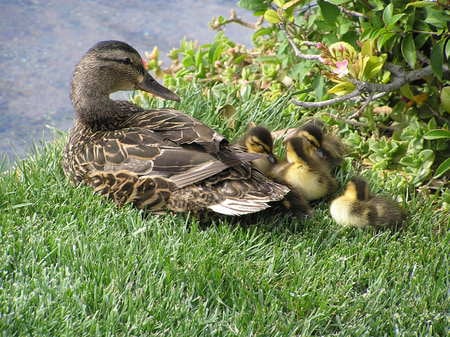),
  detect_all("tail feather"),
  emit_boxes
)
[208,199,270,216]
